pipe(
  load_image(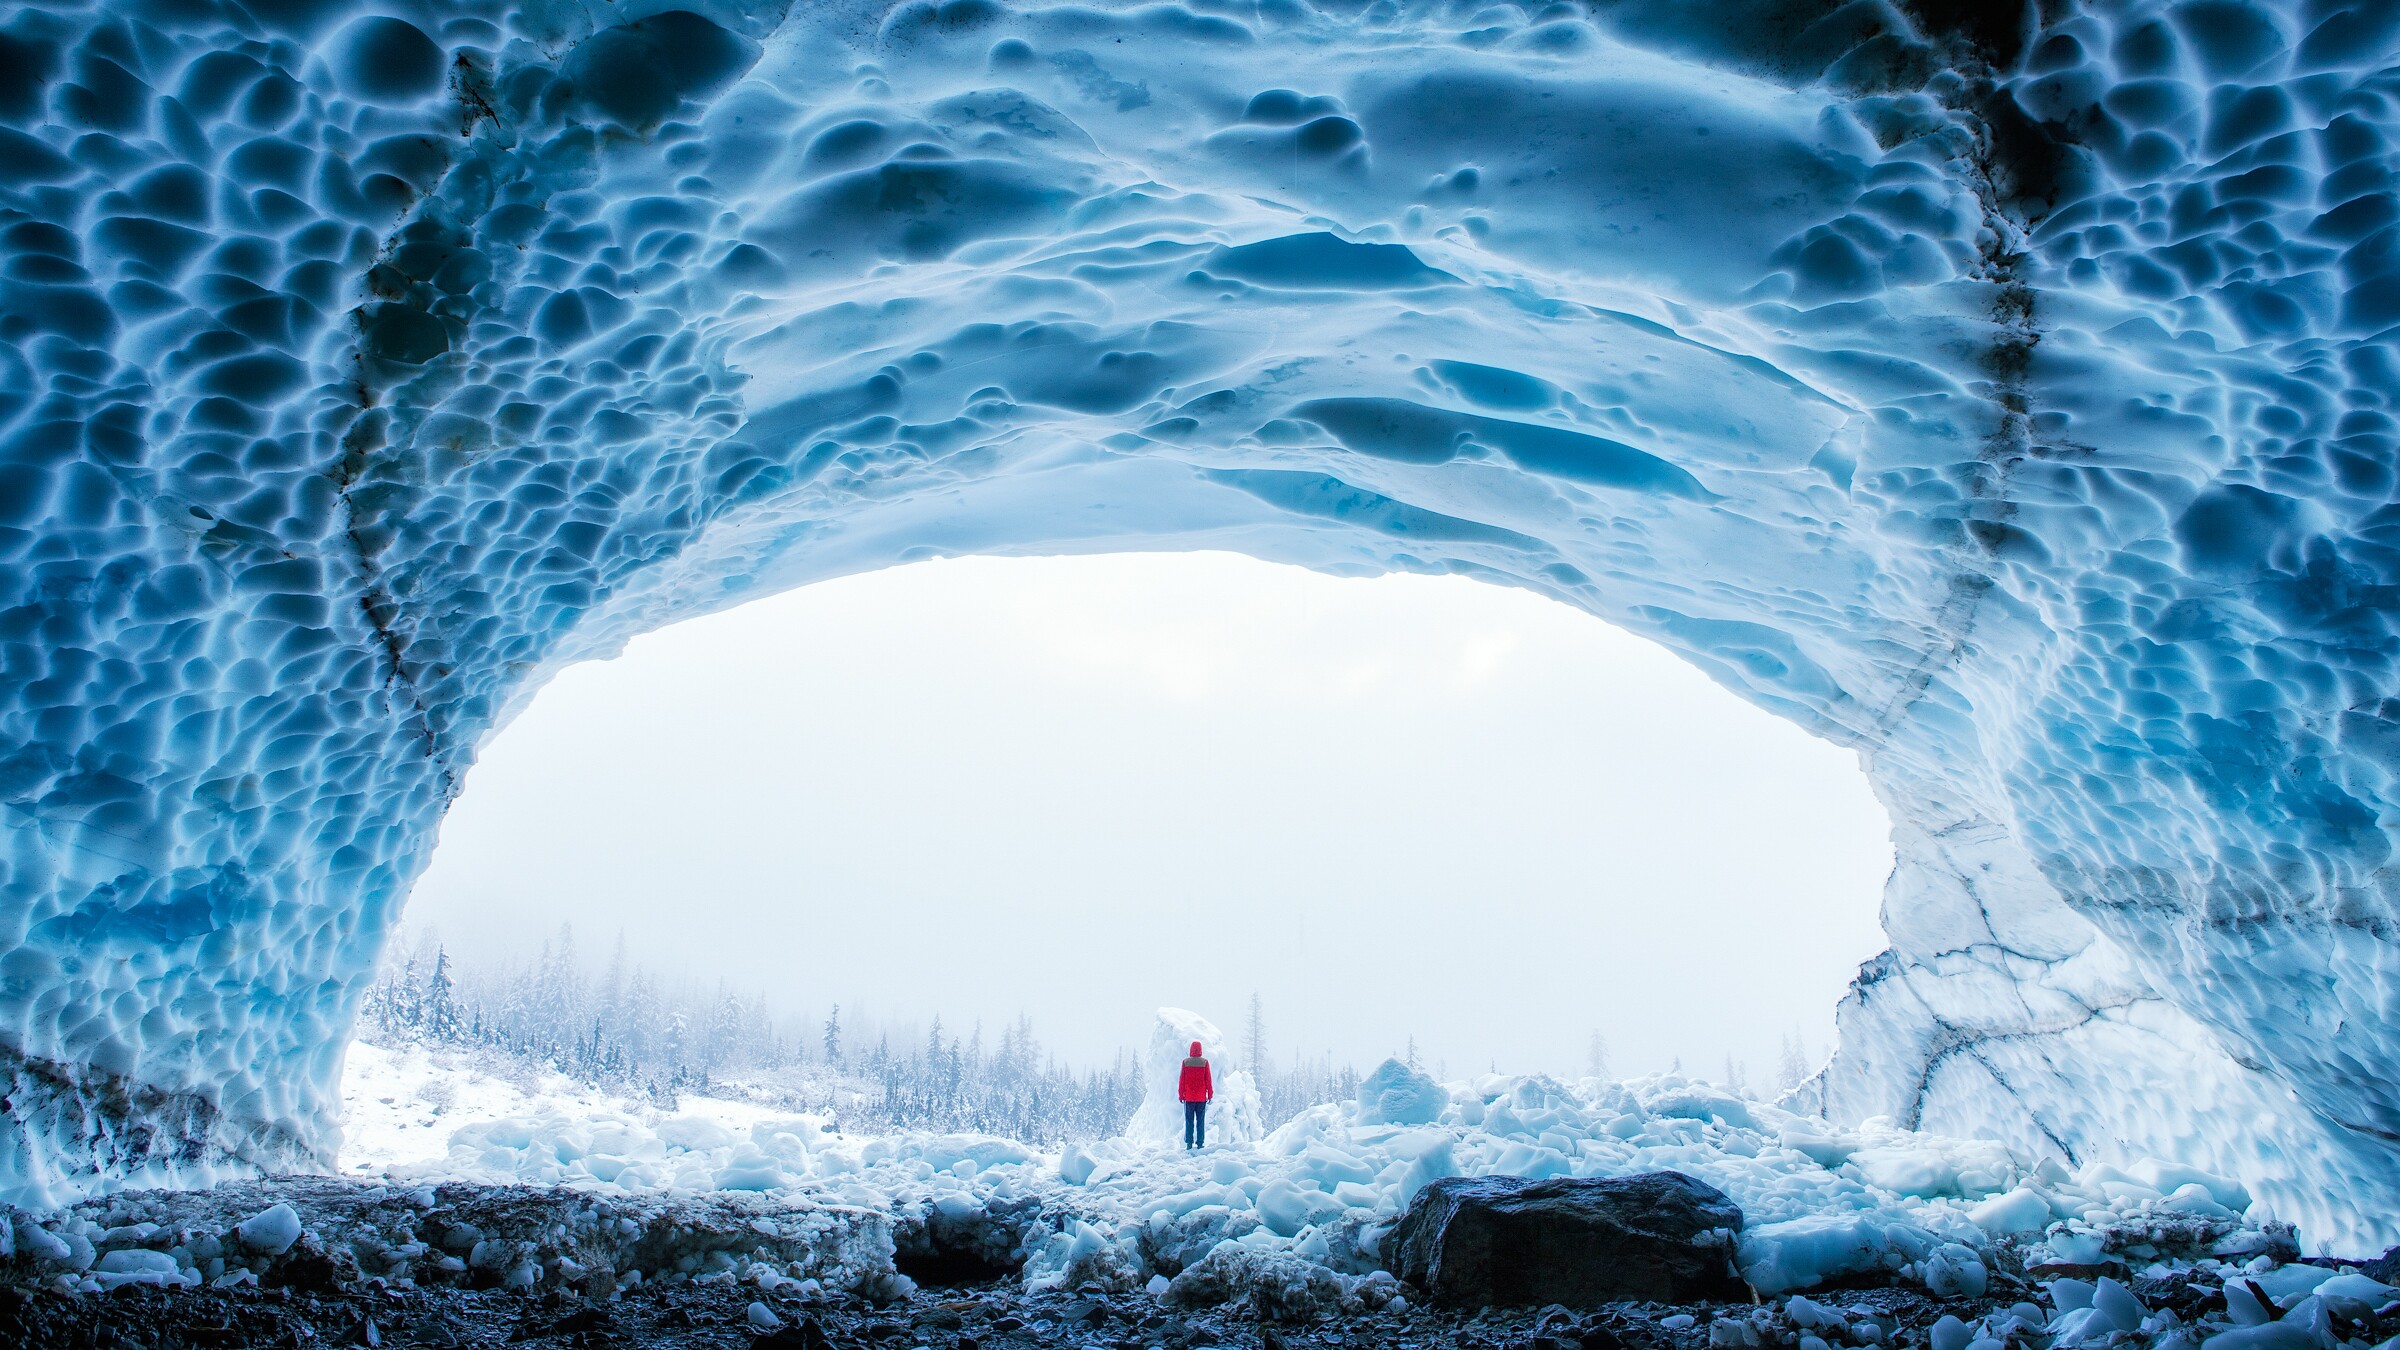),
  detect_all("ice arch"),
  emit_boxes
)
[2,0,2396,1245]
